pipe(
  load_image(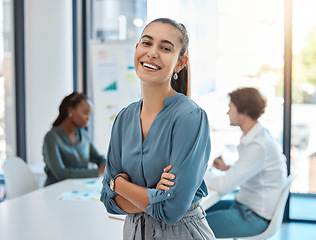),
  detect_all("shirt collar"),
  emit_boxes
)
[240,121,263,144]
